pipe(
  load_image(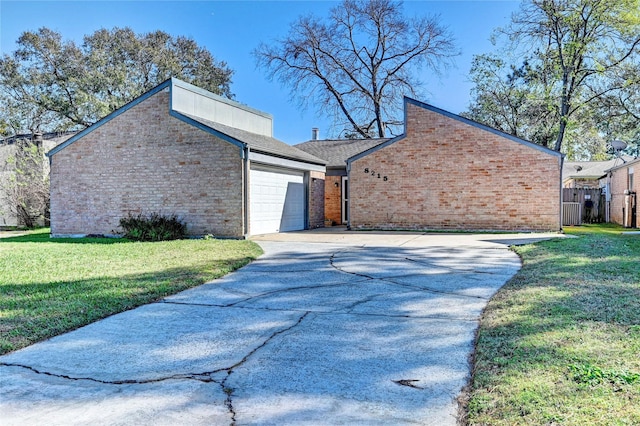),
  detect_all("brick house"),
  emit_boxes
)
[295,138,388,225]
[299,97,563,232]
[49,83,562,237]
[606,157,638,228]
[47,78,325,238]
